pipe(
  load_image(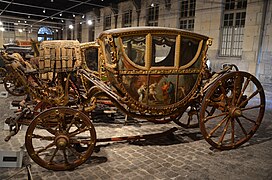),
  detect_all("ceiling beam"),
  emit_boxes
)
[0,9,74,21]
[0,0,14,16]
[31,0,94,26]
